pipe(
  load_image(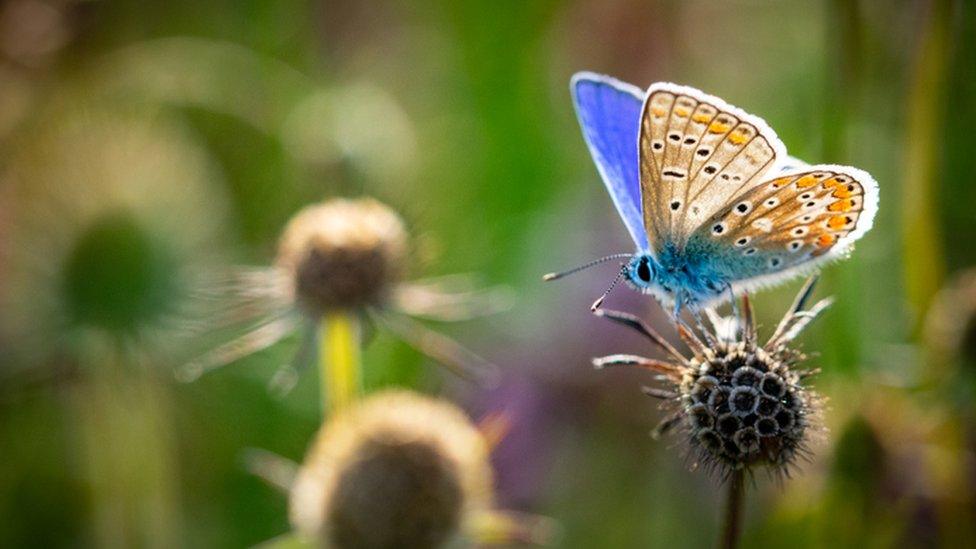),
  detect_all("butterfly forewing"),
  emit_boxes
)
[695,166,878,285]
[639,84,786,253]
[572,73,649,250]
